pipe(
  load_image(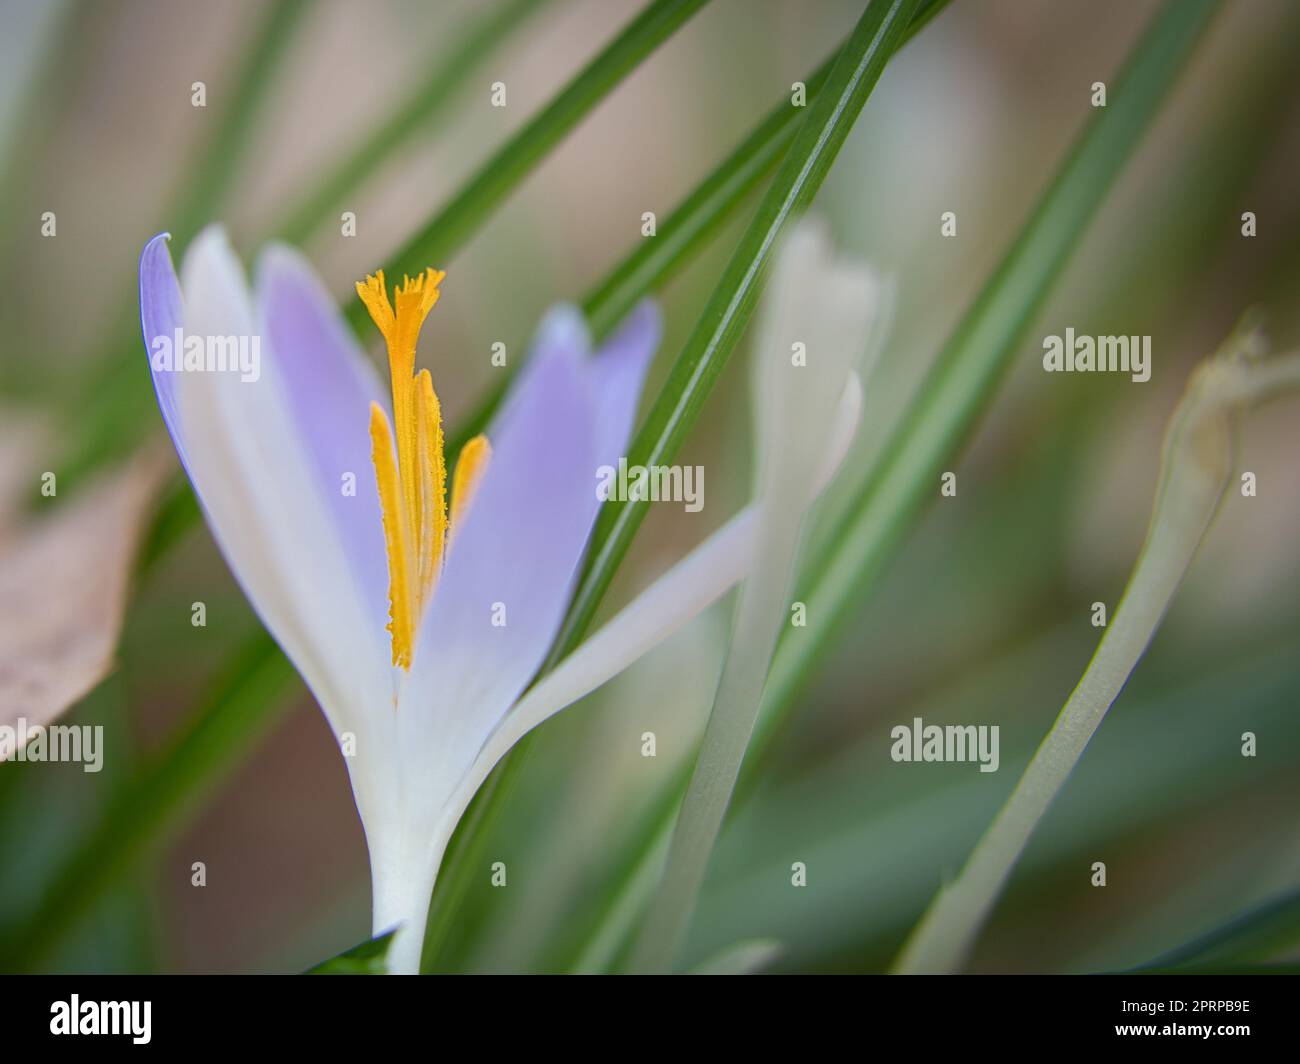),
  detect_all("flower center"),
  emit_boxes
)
[357,268,490,670]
